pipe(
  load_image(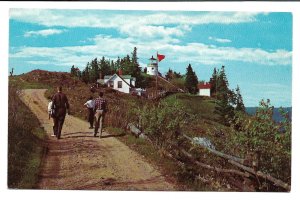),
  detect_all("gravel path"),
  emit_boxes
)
[20,89,175,190]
